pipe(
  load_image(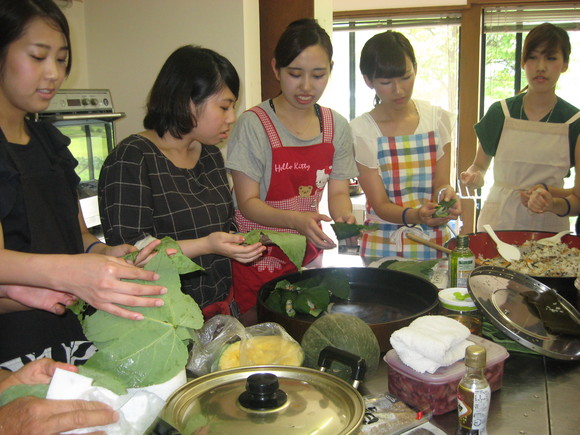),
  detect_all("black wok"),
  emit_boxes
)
[257,267,439,353]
